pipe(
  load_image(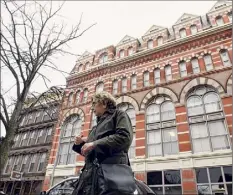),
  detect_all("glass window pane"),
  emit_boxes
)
[148,144,162,156]
[147,104,160,123]
[162,129,177,142]
[197,185,211,195]
[191,25,197,35]
[150,187,163,195]
[147,40,153,49]
[223,166,232,182]
[191,123,208,138]
[187,96,204,115]
[211,184,226,194]
[164,170,181,184]
[208,121,227,136]
[161,102,175,120]
[204,93,221,113]
[196,168,209,183]
[193,138,211,153]
[128,47,133,56]
[226,184,232,195]
[147,131,161,144]
[211,135,230,151]
[165,186,182,195]
[147,171,162,185]
[157,37,163,46]
[209,167,223,183]
[163,142,178,155]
